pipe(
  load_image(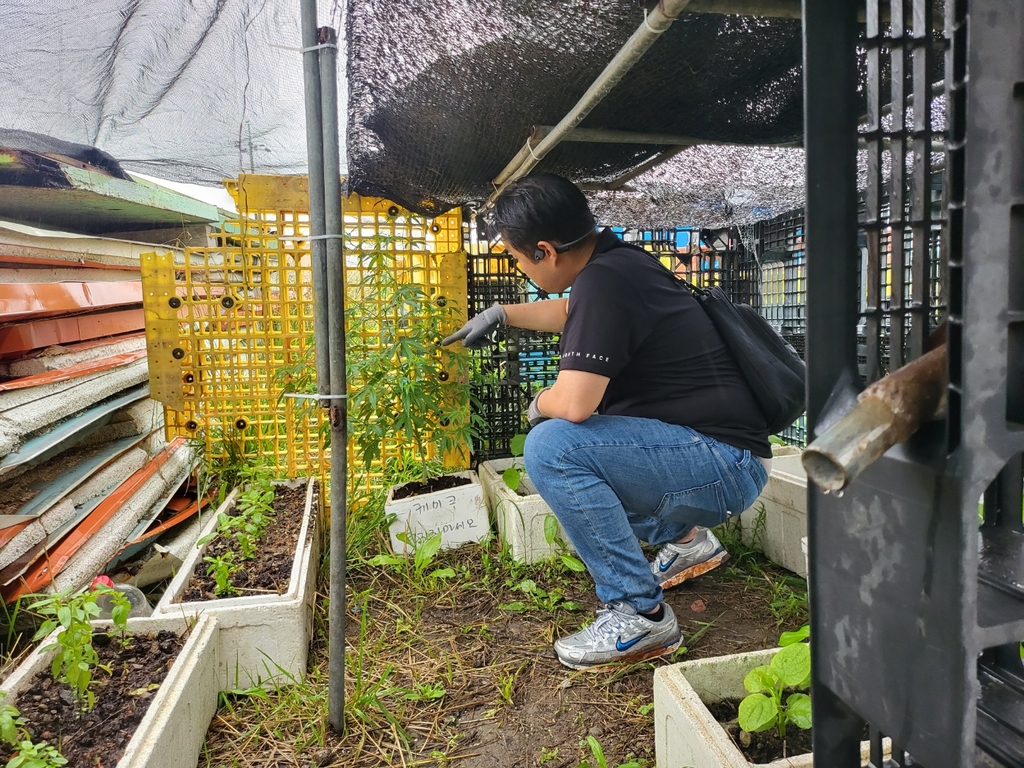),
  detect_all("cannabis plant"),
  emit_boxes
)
[346,230,476,484]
